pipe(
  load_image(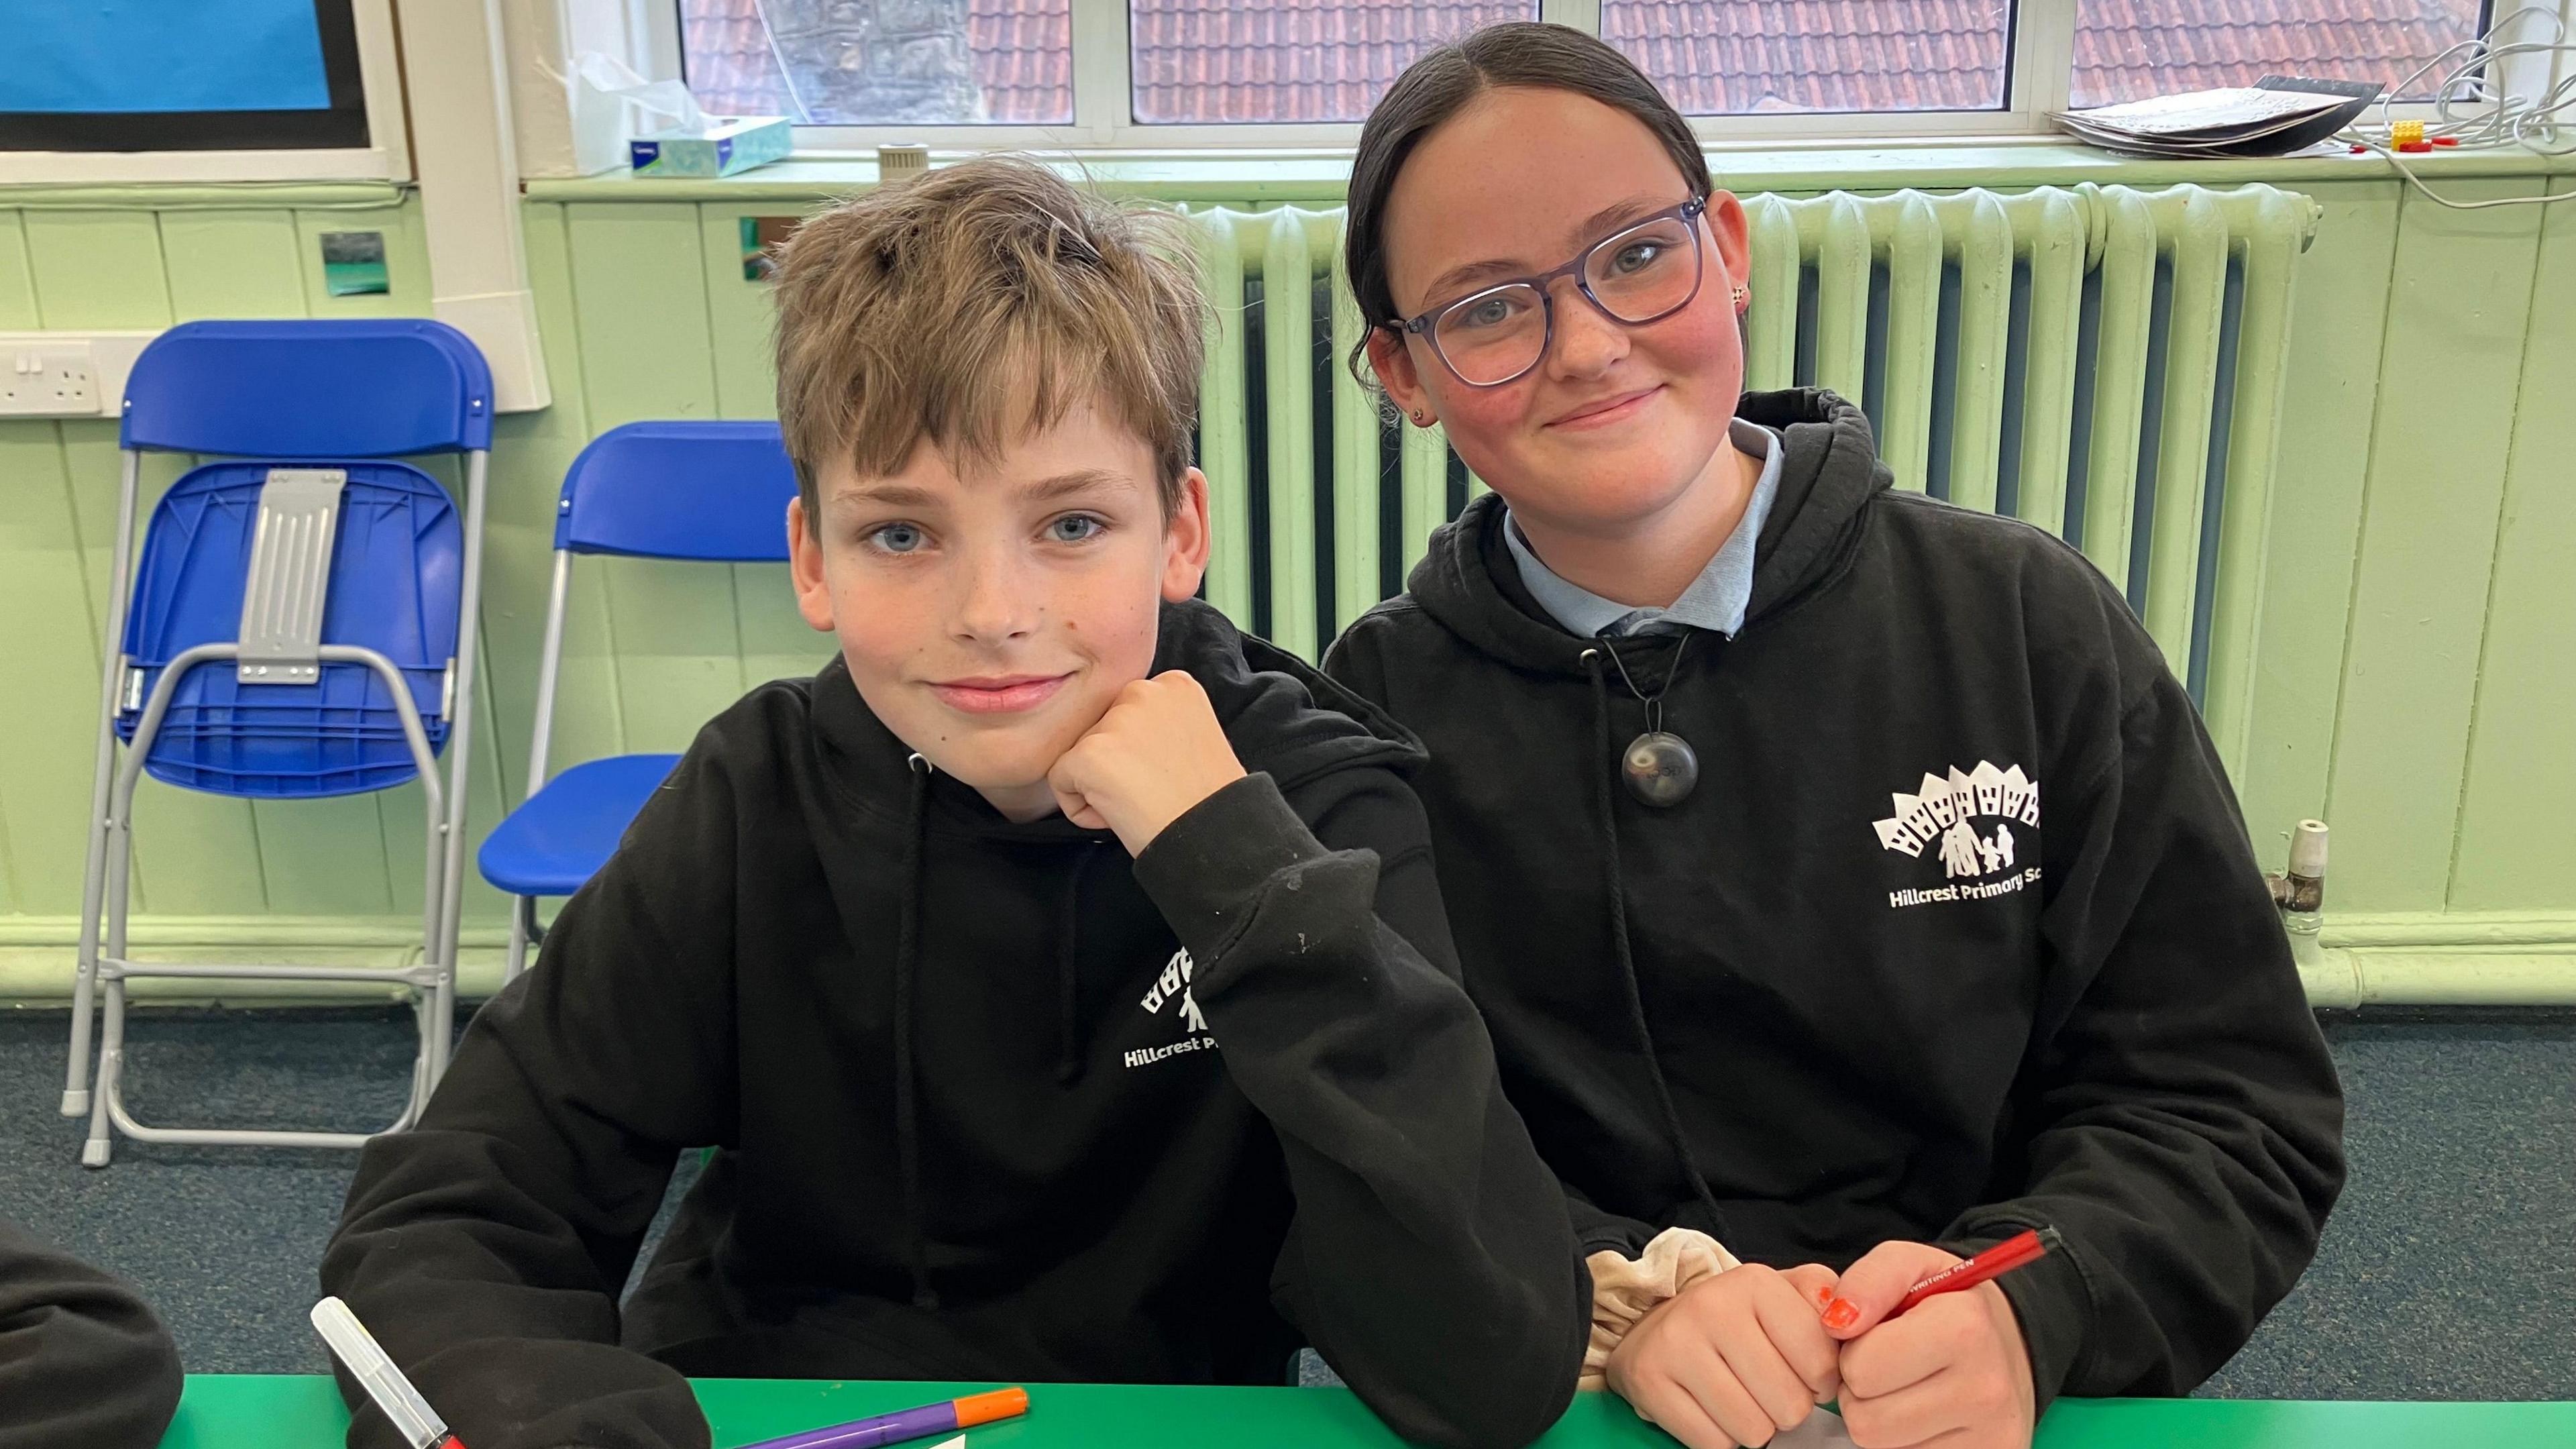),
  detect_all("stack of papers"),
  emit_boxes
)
[2052,86,2370,158]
